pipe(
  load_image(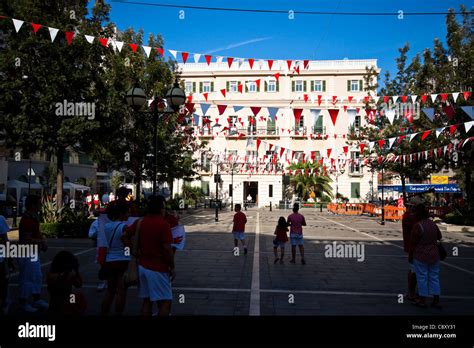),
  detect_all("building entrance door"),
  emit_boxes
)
[244,181,258,207]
